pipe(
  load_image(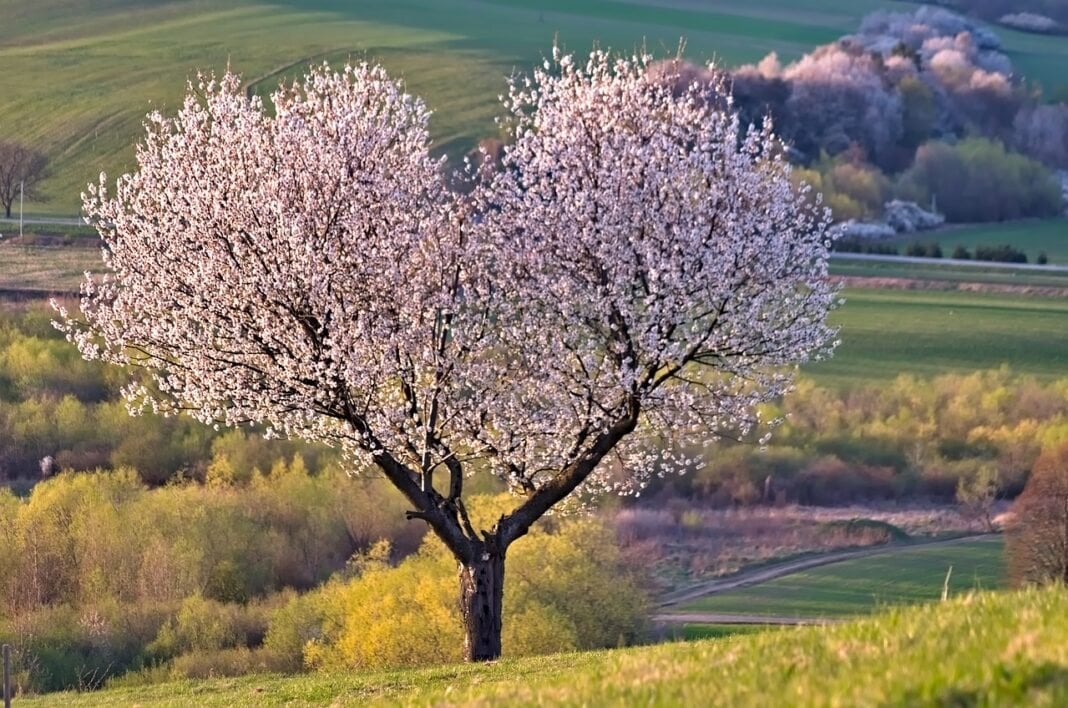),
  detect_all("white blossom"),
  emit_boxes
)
[60,53,836,554]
